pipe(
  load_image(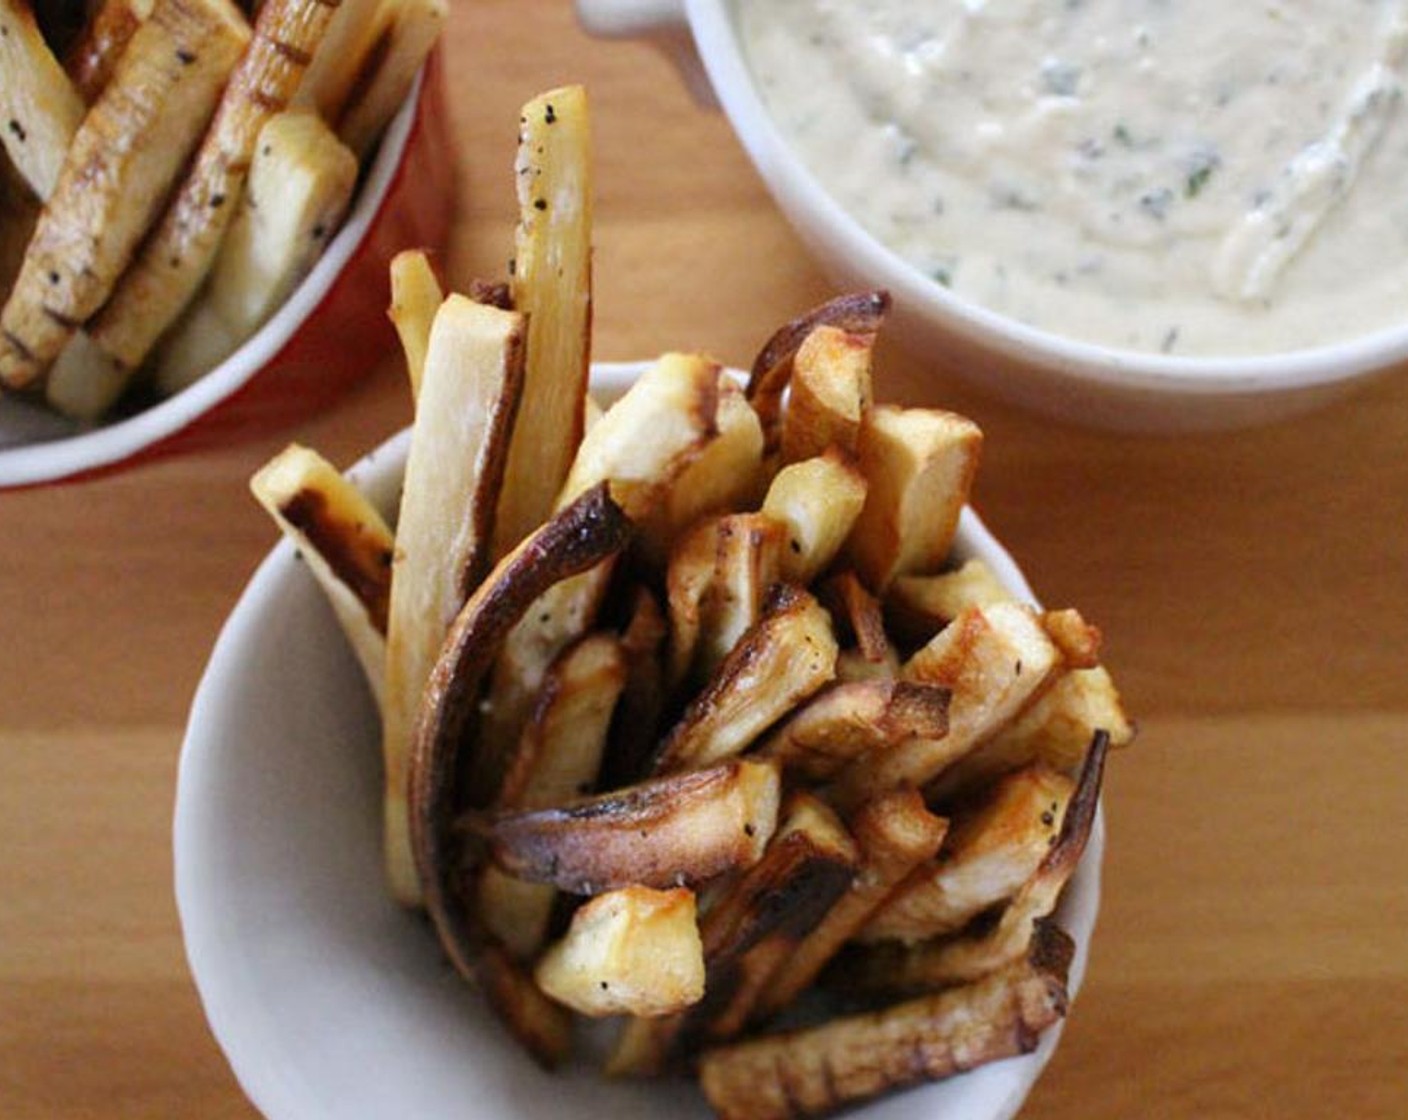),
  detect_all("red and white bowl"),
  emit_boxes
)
[0,52,454,490]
